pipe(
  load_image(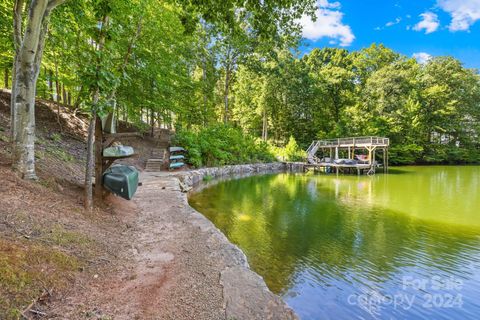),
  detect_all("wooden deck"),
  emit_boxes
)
[307,136,389,154]
[304,162,379,175]
[305,136,390,175]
